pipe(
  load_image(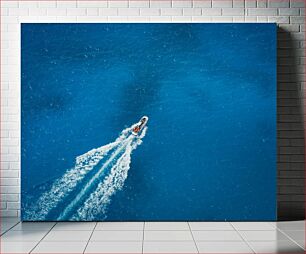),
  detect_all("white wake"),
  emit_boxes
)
[24,122,146,221]
[73,127,147,220]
